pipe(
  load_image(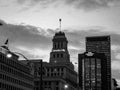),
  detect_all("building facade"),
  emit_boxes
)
[49,31,77,90]
[86,36,111,90]
[0,46,34,90]
[28,60,77,90]
[24,31,77,90]
[78,52,107,90]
